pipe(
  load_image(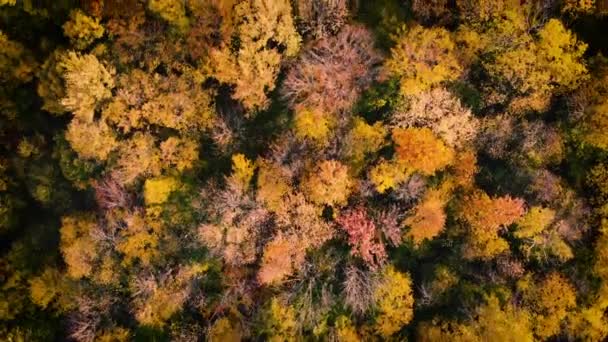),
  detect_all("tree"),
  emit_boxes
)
[208,317,243,341]
[116,210,163,266]
[393,127,455,175]
[283,25,381,114]
[60,52,115,122]
[369,159,410,193]
[229,153,255,191]
[0,30,37,83]
[148,0,189,30]
[255,159,292,212]
[159,137,199,173]
[209,0,300,113]
[456,0,517,24]
[345,118,387,171]
[36,50,69,115]
[391,88,479,149]
[562,0,597,16]
[482,16,588,114]
[112,133,162,185]
[574,59,608,150]
[63,9,104,50]
[514,206,556,239]
[404,189,447,246]
[132,264,207,327]
[514,206,574,263]
[459,191,525,260]
[373,266,414,337]
[292,106,335,146]
[143,177,180,206]
[59,214,99,279]
[65,119,118,161]
[258,233,303,285]
[385,26,462,96]
[518,272,577,339]
[302,160,354,207]
[337,207,387,269]
[101,69,215,133]
[259,297,298,341]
